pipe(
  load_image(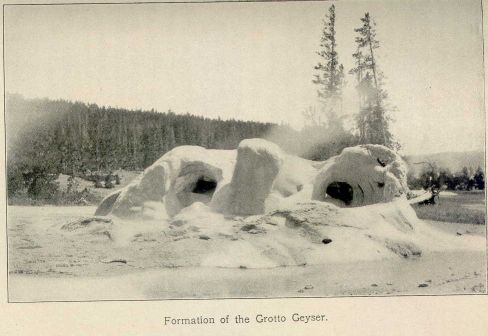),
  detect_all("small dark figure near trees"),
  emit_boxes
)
[474,167,484,190]
[105,172,114,189]
[417,185,440,206]
[67,175,76,194]
[94,177,104,188]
